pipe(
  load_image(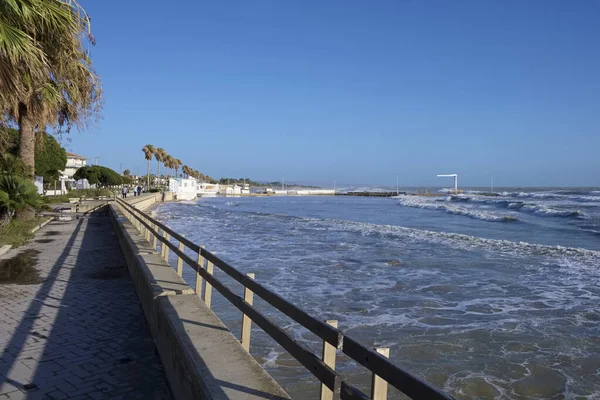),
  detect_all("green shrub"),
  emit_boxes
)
[0,175,42,228]
[73,165,123,187]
